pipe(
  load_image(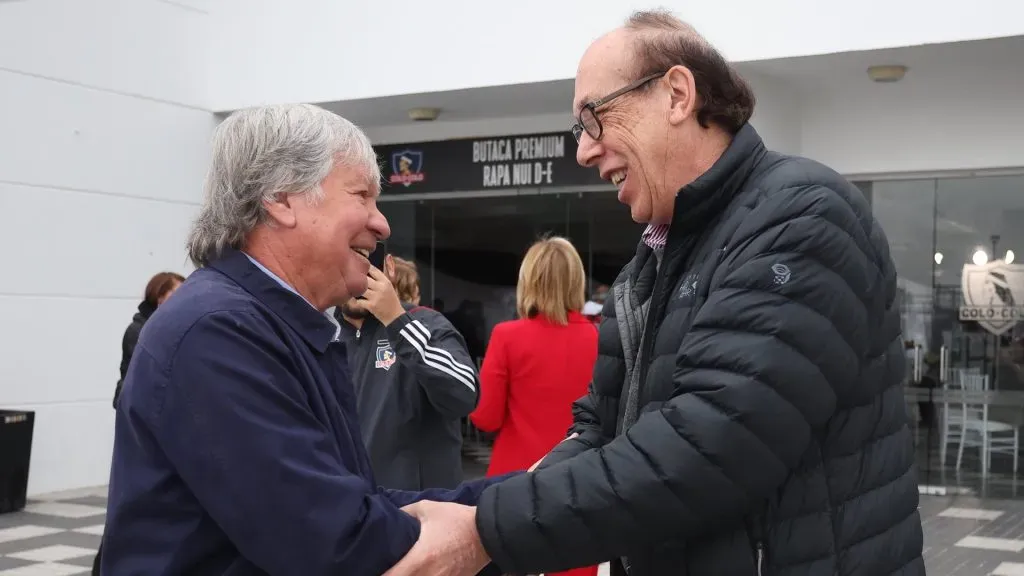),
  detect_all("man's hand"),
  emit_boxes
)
[383,501,491,576]
[529,432,579,472]
[361,266,406,326]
